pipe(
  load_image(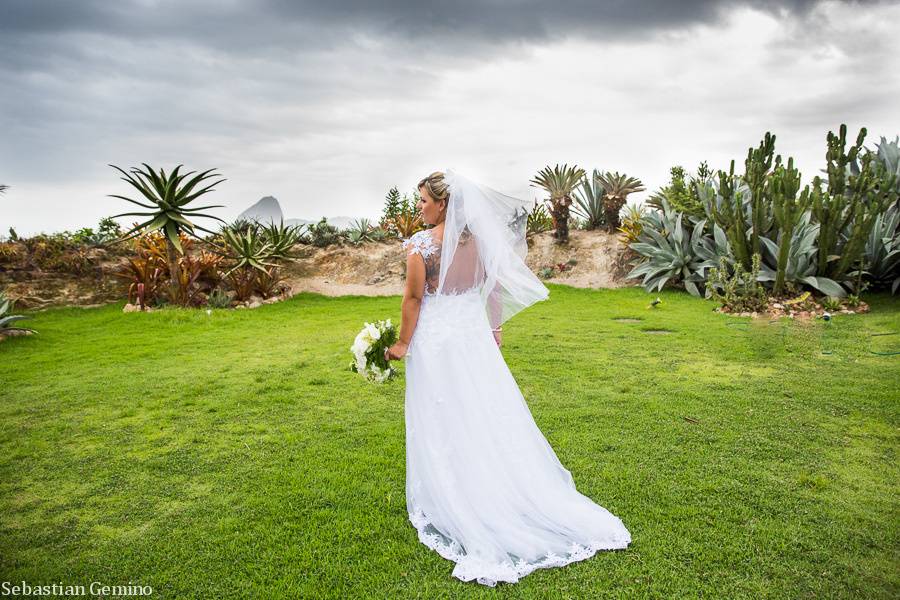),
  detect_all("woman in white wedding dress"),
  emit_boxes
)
[384,169,631,587]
